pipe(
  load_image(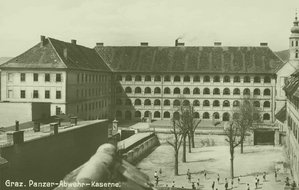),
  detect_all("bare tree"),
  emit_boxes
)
[177,107,189,162]
[167,119,184,175]
[224,121,242,178]
[233,96,260,153]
